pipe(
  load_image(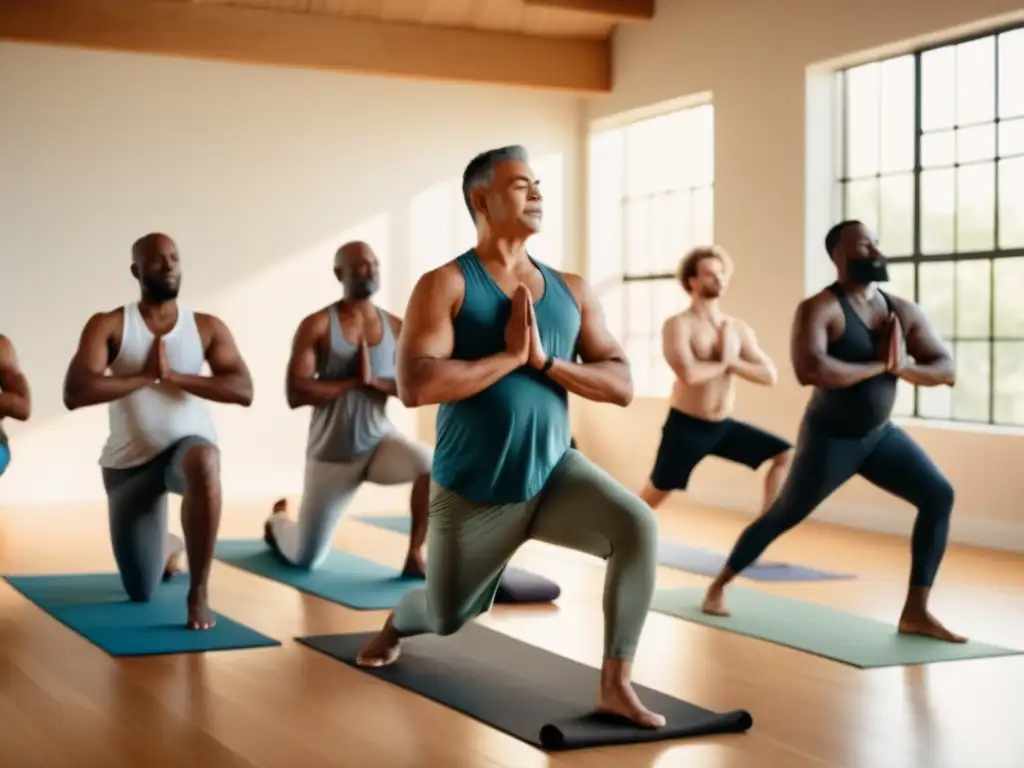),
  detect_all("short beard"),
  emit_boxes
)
[142,277,180,302]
